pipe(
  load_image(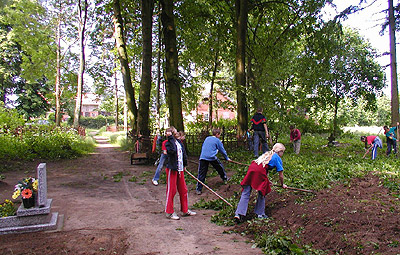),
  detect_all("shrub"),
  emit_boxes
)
[72,115,123,129]
[22,126,95,159]
[0,125,95,161]
[0,199,16,217]
[0,102,25,133]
